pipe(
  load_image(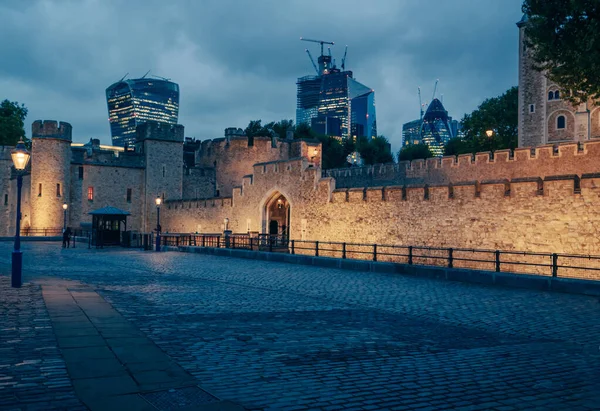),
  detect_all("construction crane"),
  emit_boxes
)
[341,46,348,70]
[305,49,319,75]
[300,37,334,56]
[432,79,439,101]
[418,87,424,120]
